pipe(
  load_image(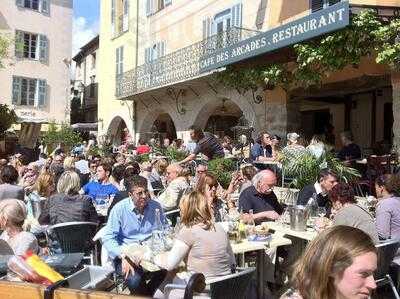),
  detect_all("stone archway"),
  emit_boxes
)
[107,116,127,146]
[137,108,178,142]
